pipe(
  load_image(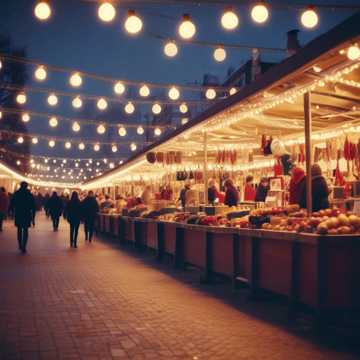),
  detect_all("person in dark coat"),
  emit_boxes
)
[207,179,219,205]
[178,182,191,209]
[289,166,305,205]
[64,191,82,248]
[81,191,99,242]
[255,177,269,202]
[11,182,35,253]
[47,192,63,231]
[44,193,50,218]
[0,187,9,232]
[224,179,239,207]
